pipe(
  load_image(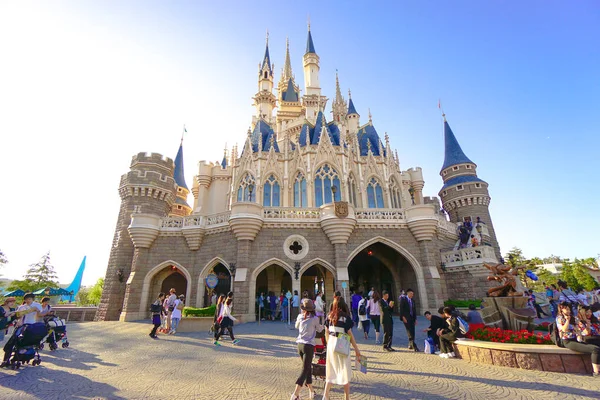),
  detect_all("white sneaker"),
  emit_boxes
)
[434,351,441,355]
[439,353,449,358]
